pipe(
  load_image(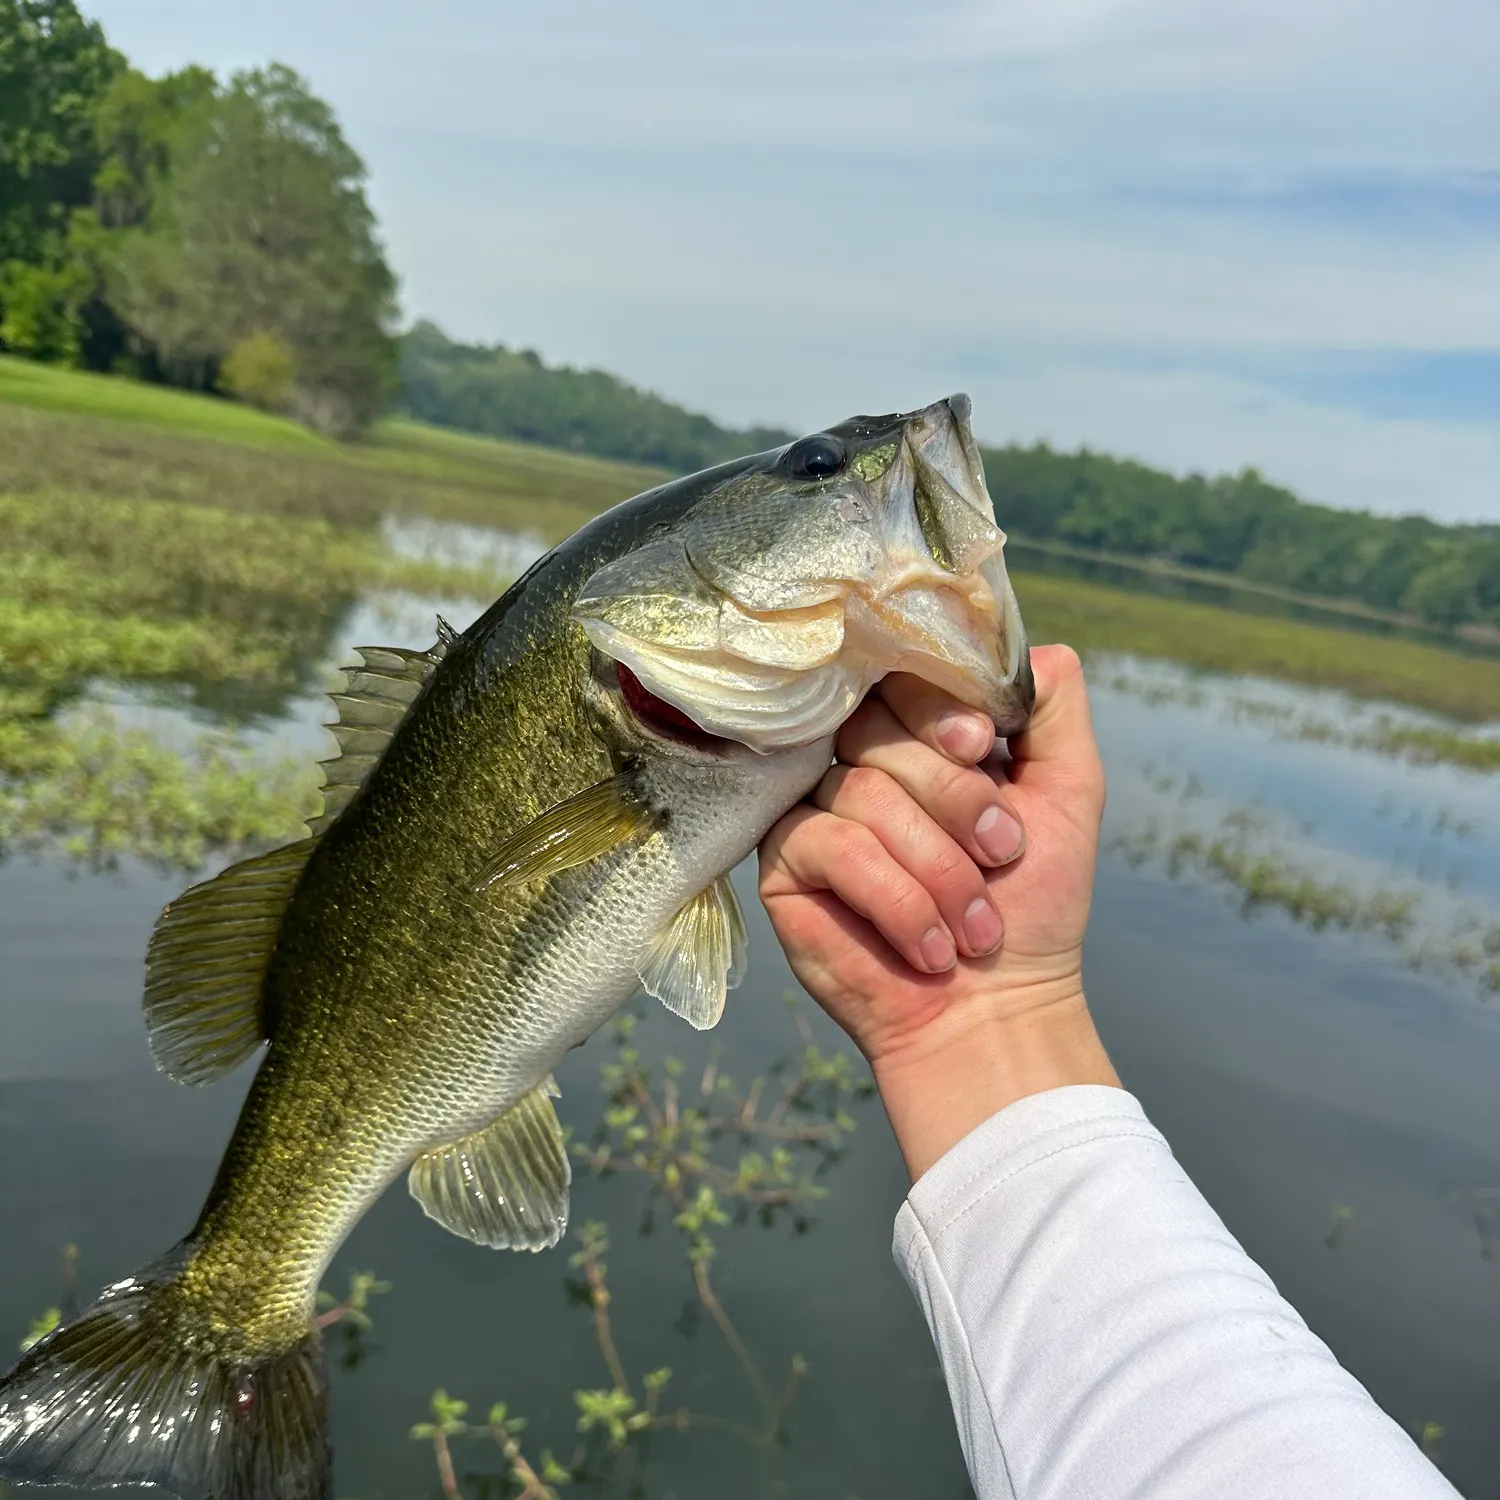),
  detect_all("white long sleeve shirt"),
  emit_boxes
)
[894,1086,1456,1500]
